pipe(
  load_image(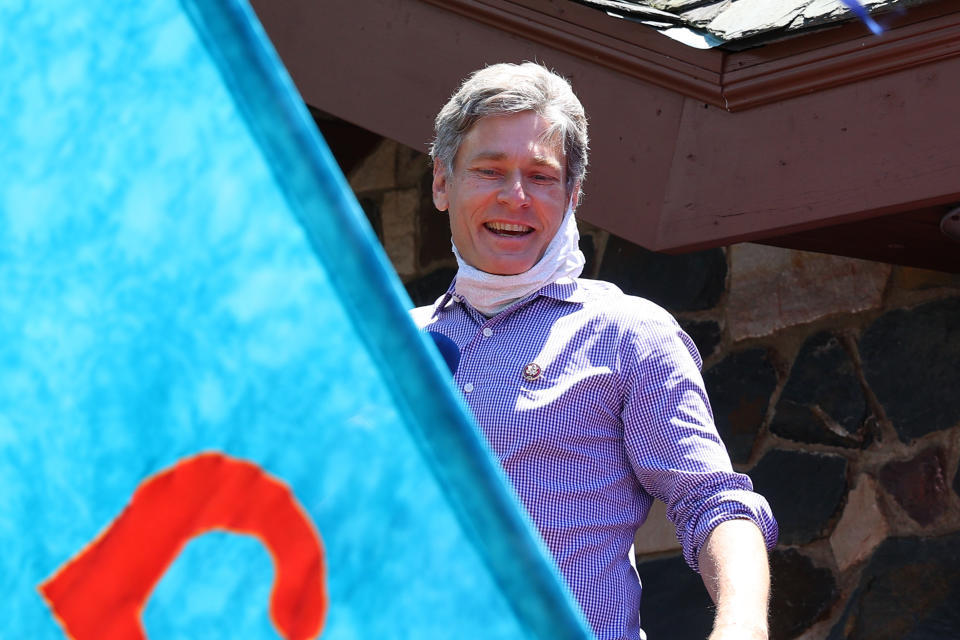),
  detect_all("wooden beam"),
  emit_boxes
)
[656,55,960,250]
